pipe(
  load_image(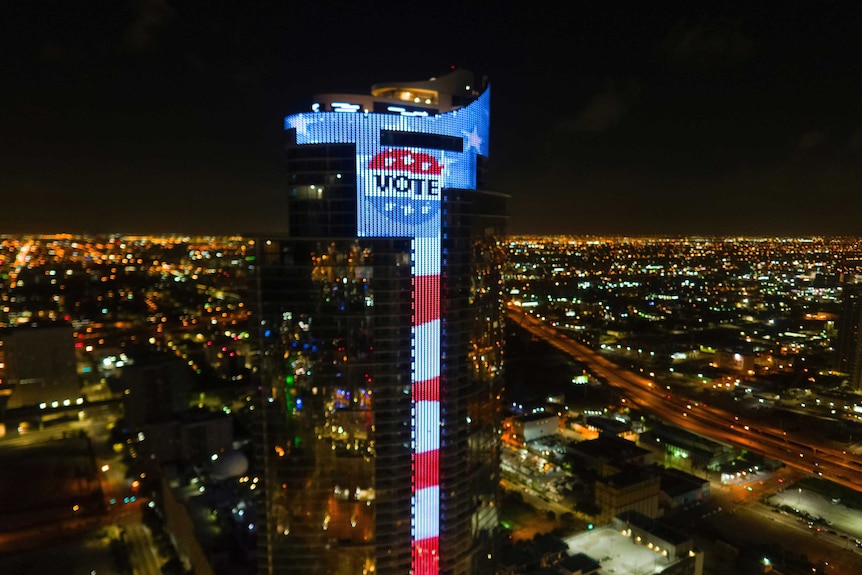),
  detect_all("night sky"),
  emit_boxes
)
[2,2,861,236]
